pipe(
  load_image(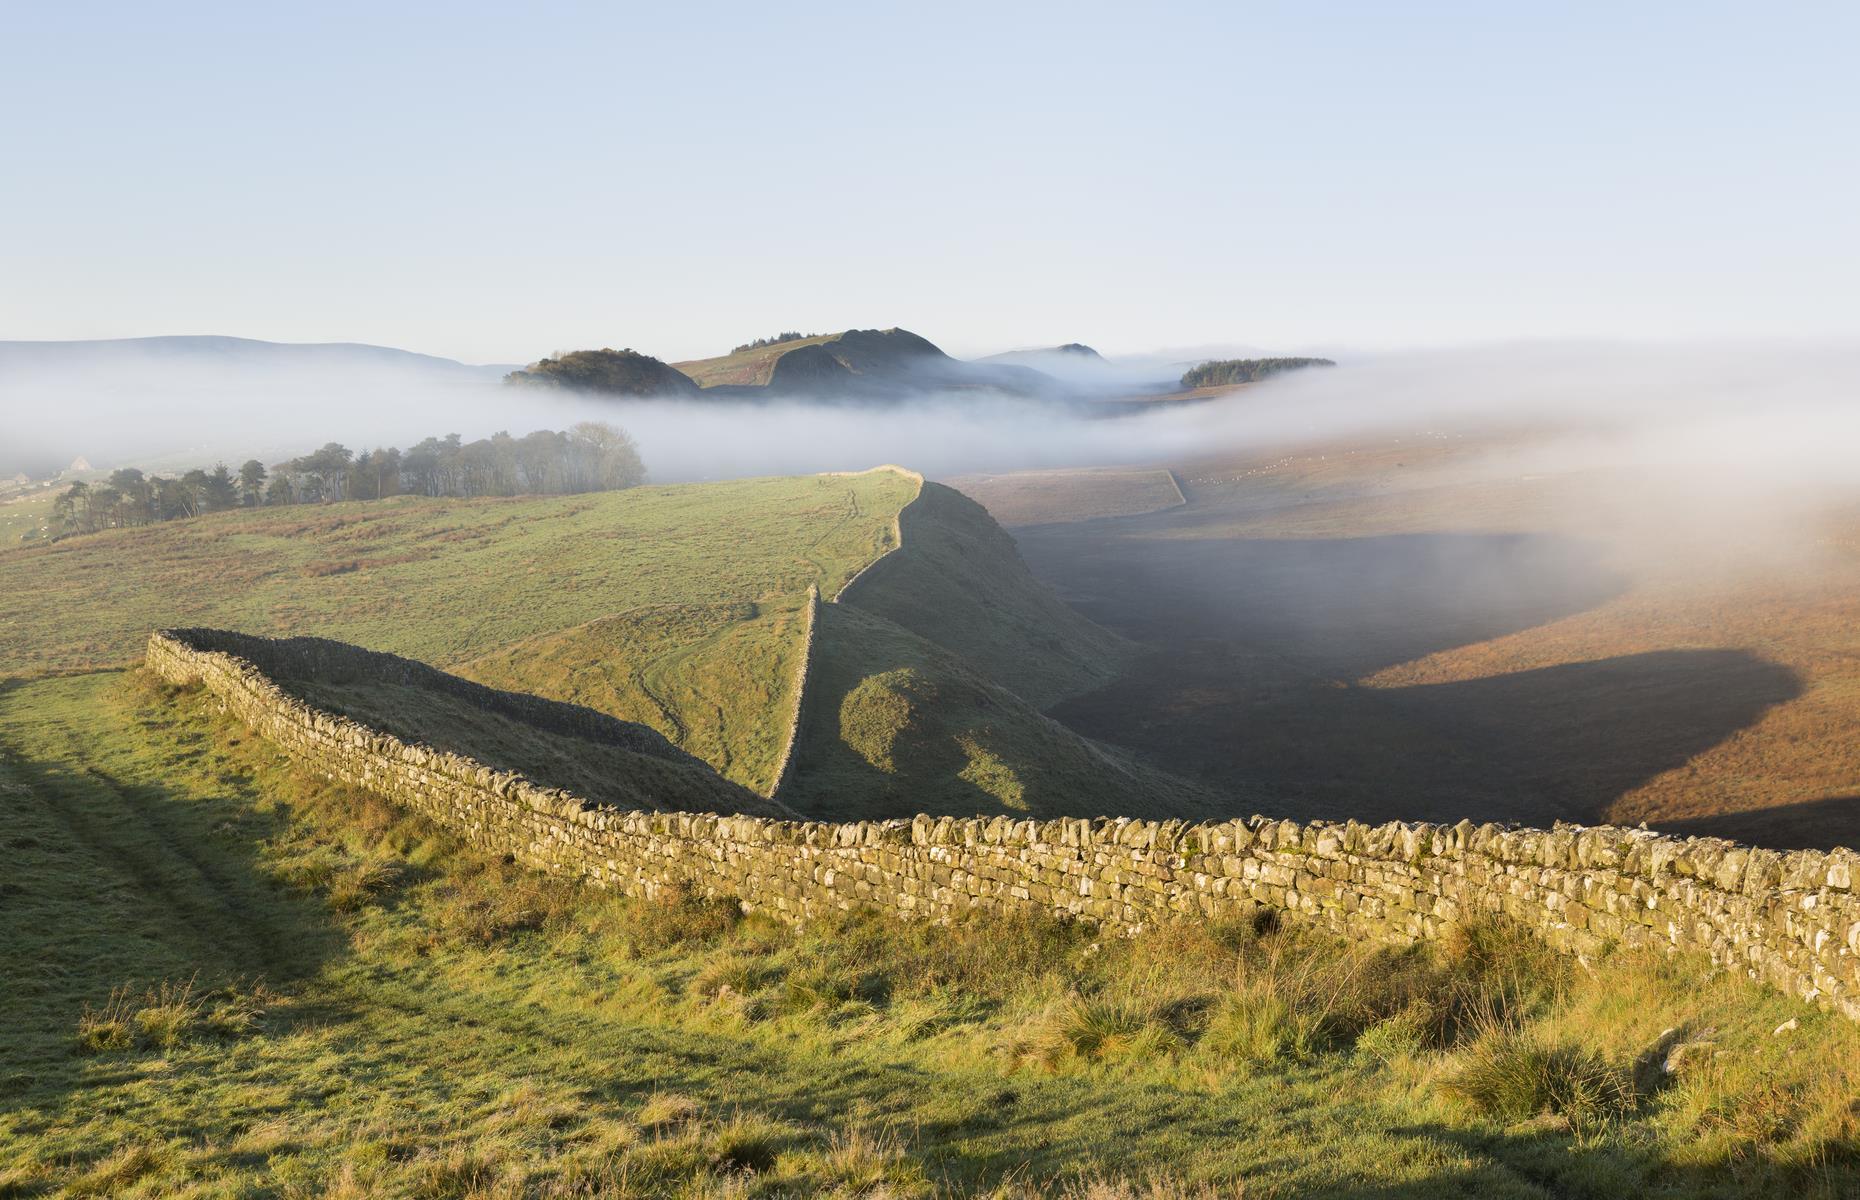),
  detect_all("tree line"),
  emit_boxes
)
[49,422,646,536]
[1179,357,1336,388]
[731,332,819,354]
